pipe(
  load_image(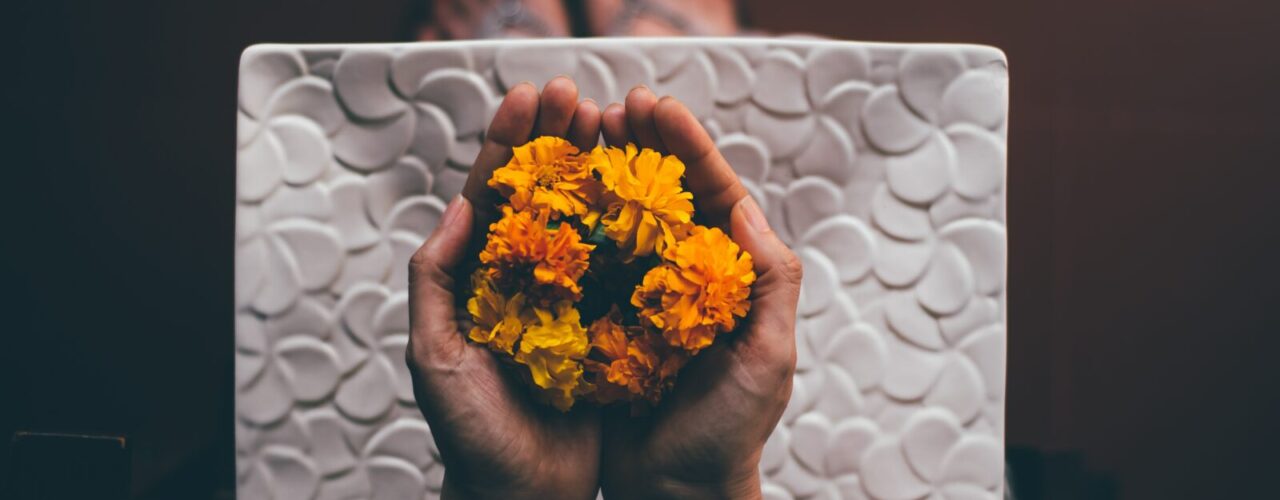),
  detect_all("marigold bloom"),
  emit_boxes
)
[466,270,534,355]
[632,226,756,353]
[586,310,687,405]
[589,144,694,261]
[489,136,600,218]
[514,301,590,411]
[480,206,594,300]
